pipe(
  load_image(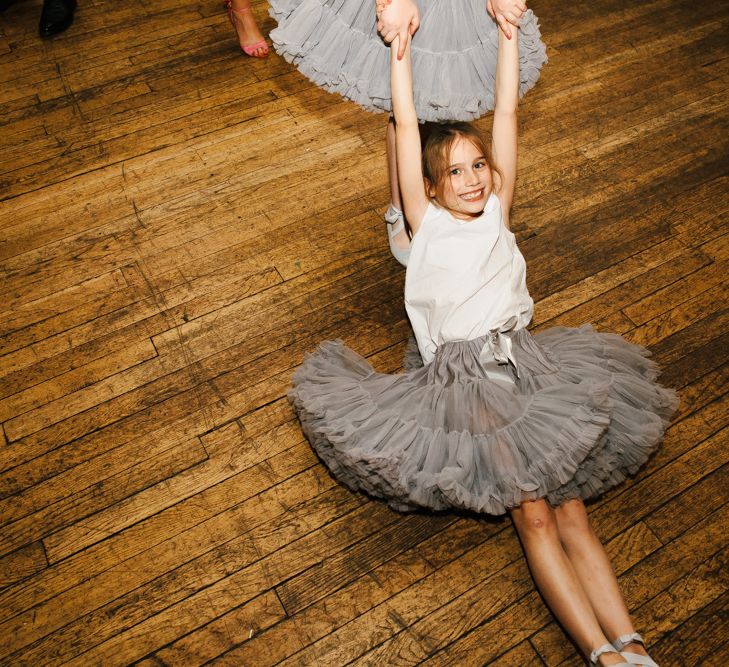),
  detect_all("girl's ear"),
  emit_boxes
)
[424,177,435,198]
